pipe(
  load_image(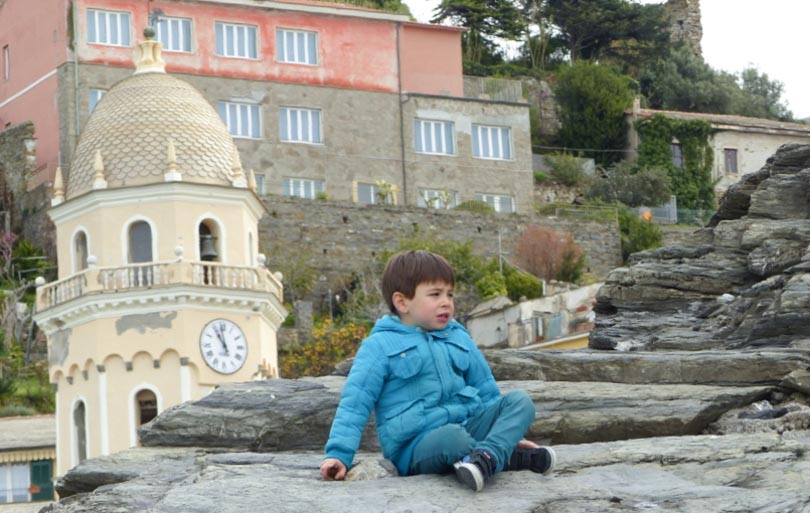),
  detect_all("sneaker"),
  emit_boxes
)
[453,449,497,492]
[503,446,556,474]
